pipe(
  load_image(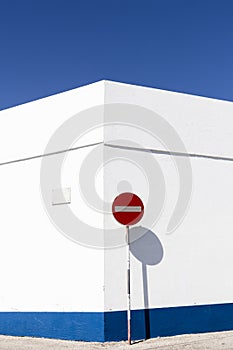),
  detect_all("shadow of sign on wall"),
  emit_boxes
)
[129,226,164,339]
